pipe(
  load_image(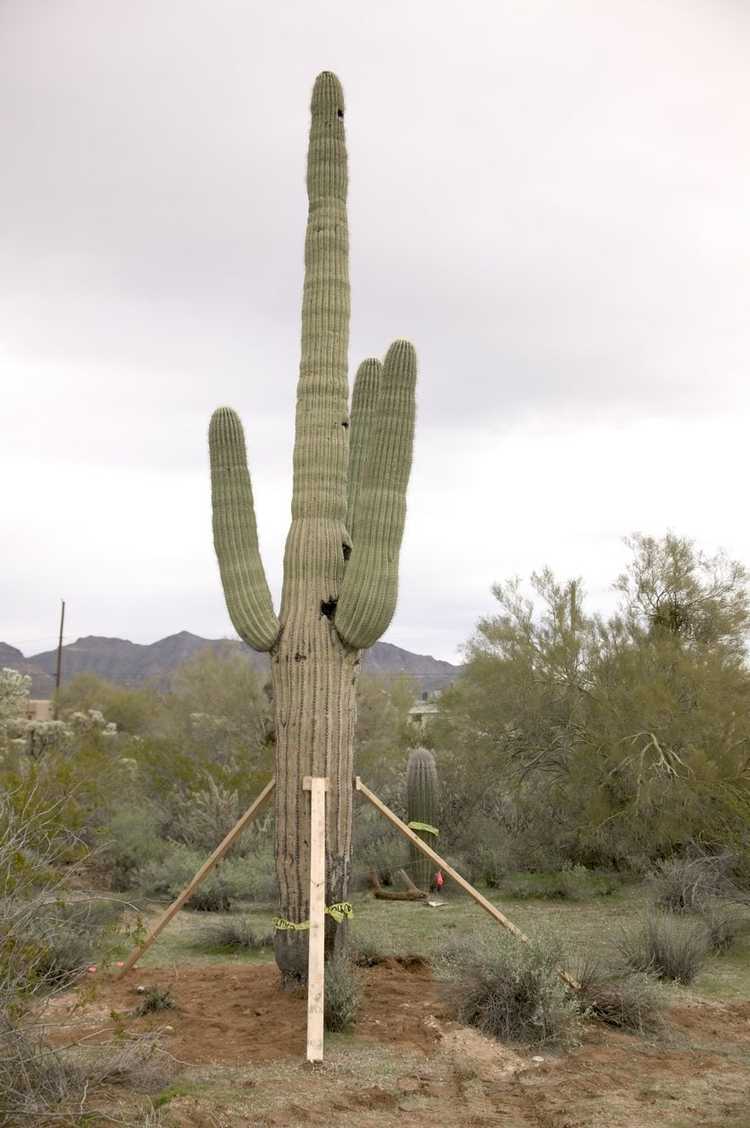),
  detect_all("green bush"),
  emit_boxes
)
[324,954,362,1032]
[105,805,167,891]
[619,913,710,983]
[139,845,233,911]
[138,843,276,910]
[438,935,579,1046]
